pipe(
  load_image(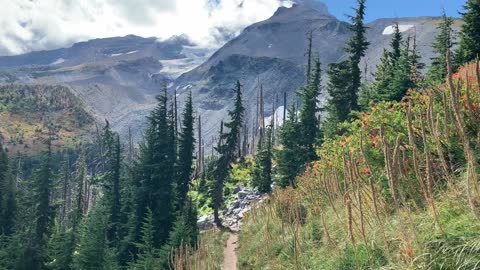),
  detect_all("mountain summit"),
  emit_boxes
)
[0,3,460,148]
